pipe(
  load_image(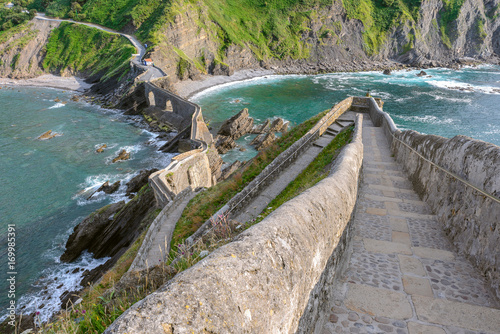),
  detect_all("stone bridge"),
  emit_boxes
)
[107,96,500,333]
